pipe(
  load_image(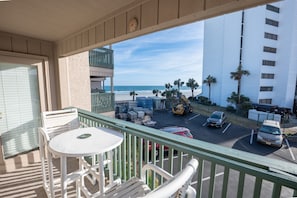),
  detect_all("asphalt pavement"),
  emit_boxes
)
[148,109,297,197]
[150,109,297,164]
